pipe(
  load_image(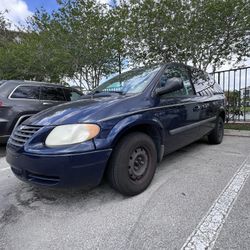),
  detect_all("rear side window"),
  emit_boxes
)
[191,68,223,96]
[40,87,66,101]
[10,85,40,99]
[63,88,82,101]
